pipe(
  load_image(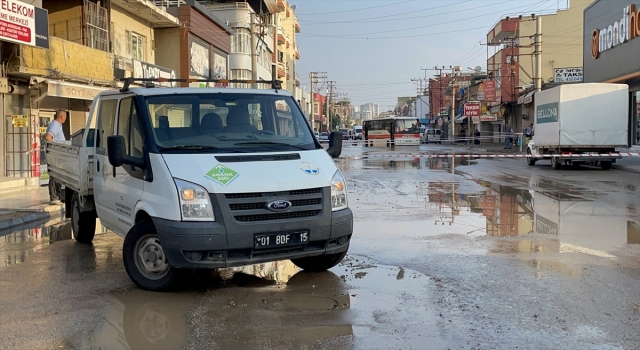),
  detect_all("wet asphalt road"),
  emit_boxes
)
[1,144,640,350]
